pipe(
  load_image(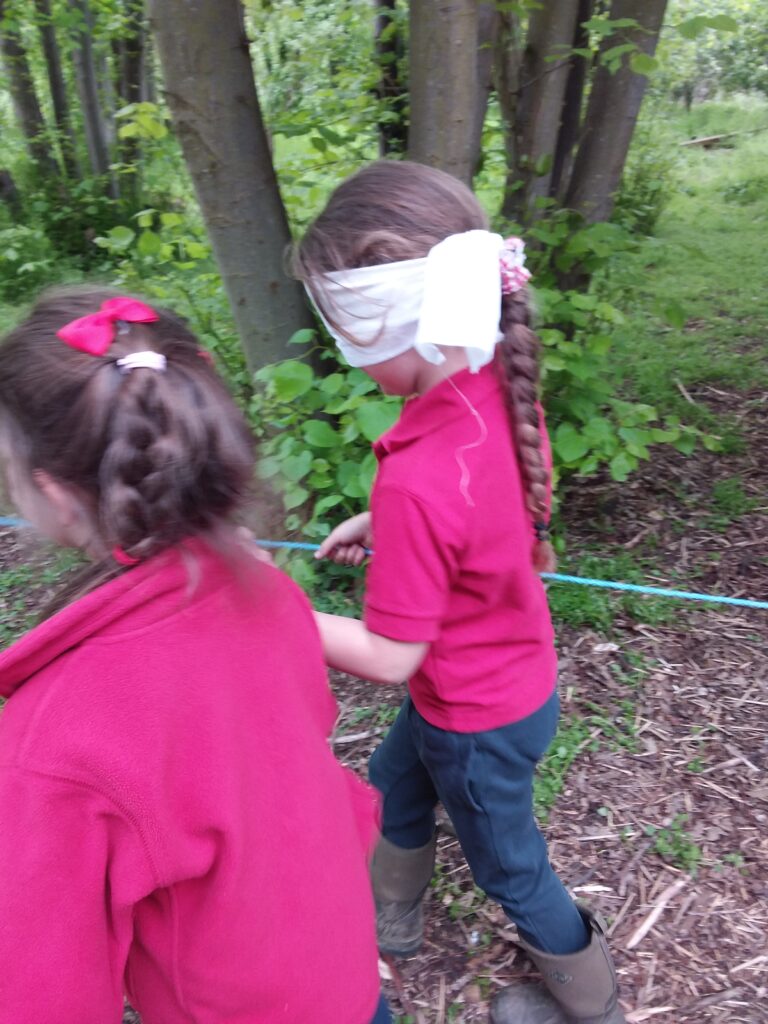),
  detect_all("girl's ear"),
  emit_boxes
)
[31,469,82,529]
[30,469,99,554]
